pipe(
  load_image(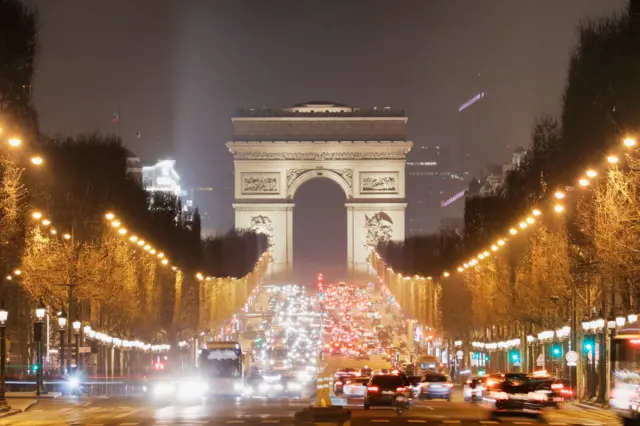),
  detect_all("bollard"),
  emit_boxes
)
[314,374,332,407]
[299,374,350,426]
